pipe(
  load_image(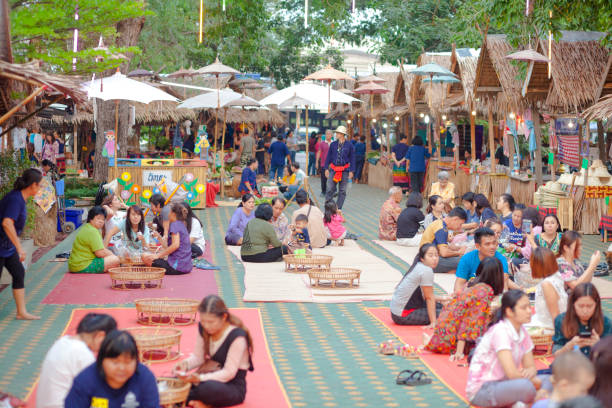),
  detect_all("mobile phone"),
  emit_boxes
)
[522,219,532,234]
[175,370,187,376]
[578,325,592,338]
